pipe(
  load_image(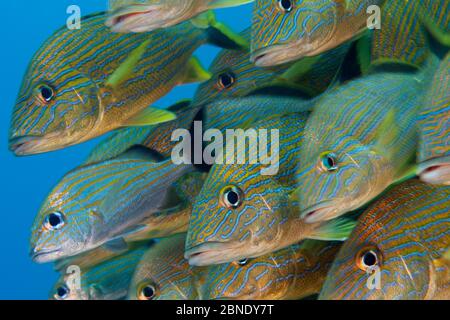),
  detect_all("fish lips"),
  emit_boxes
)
[300,201,341,224]
[9,136,47,156]
[185,241,246,266]
[250,42,315,67]
[30,247,62,264]
[418,156,450,185]
[107,6,159,33]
